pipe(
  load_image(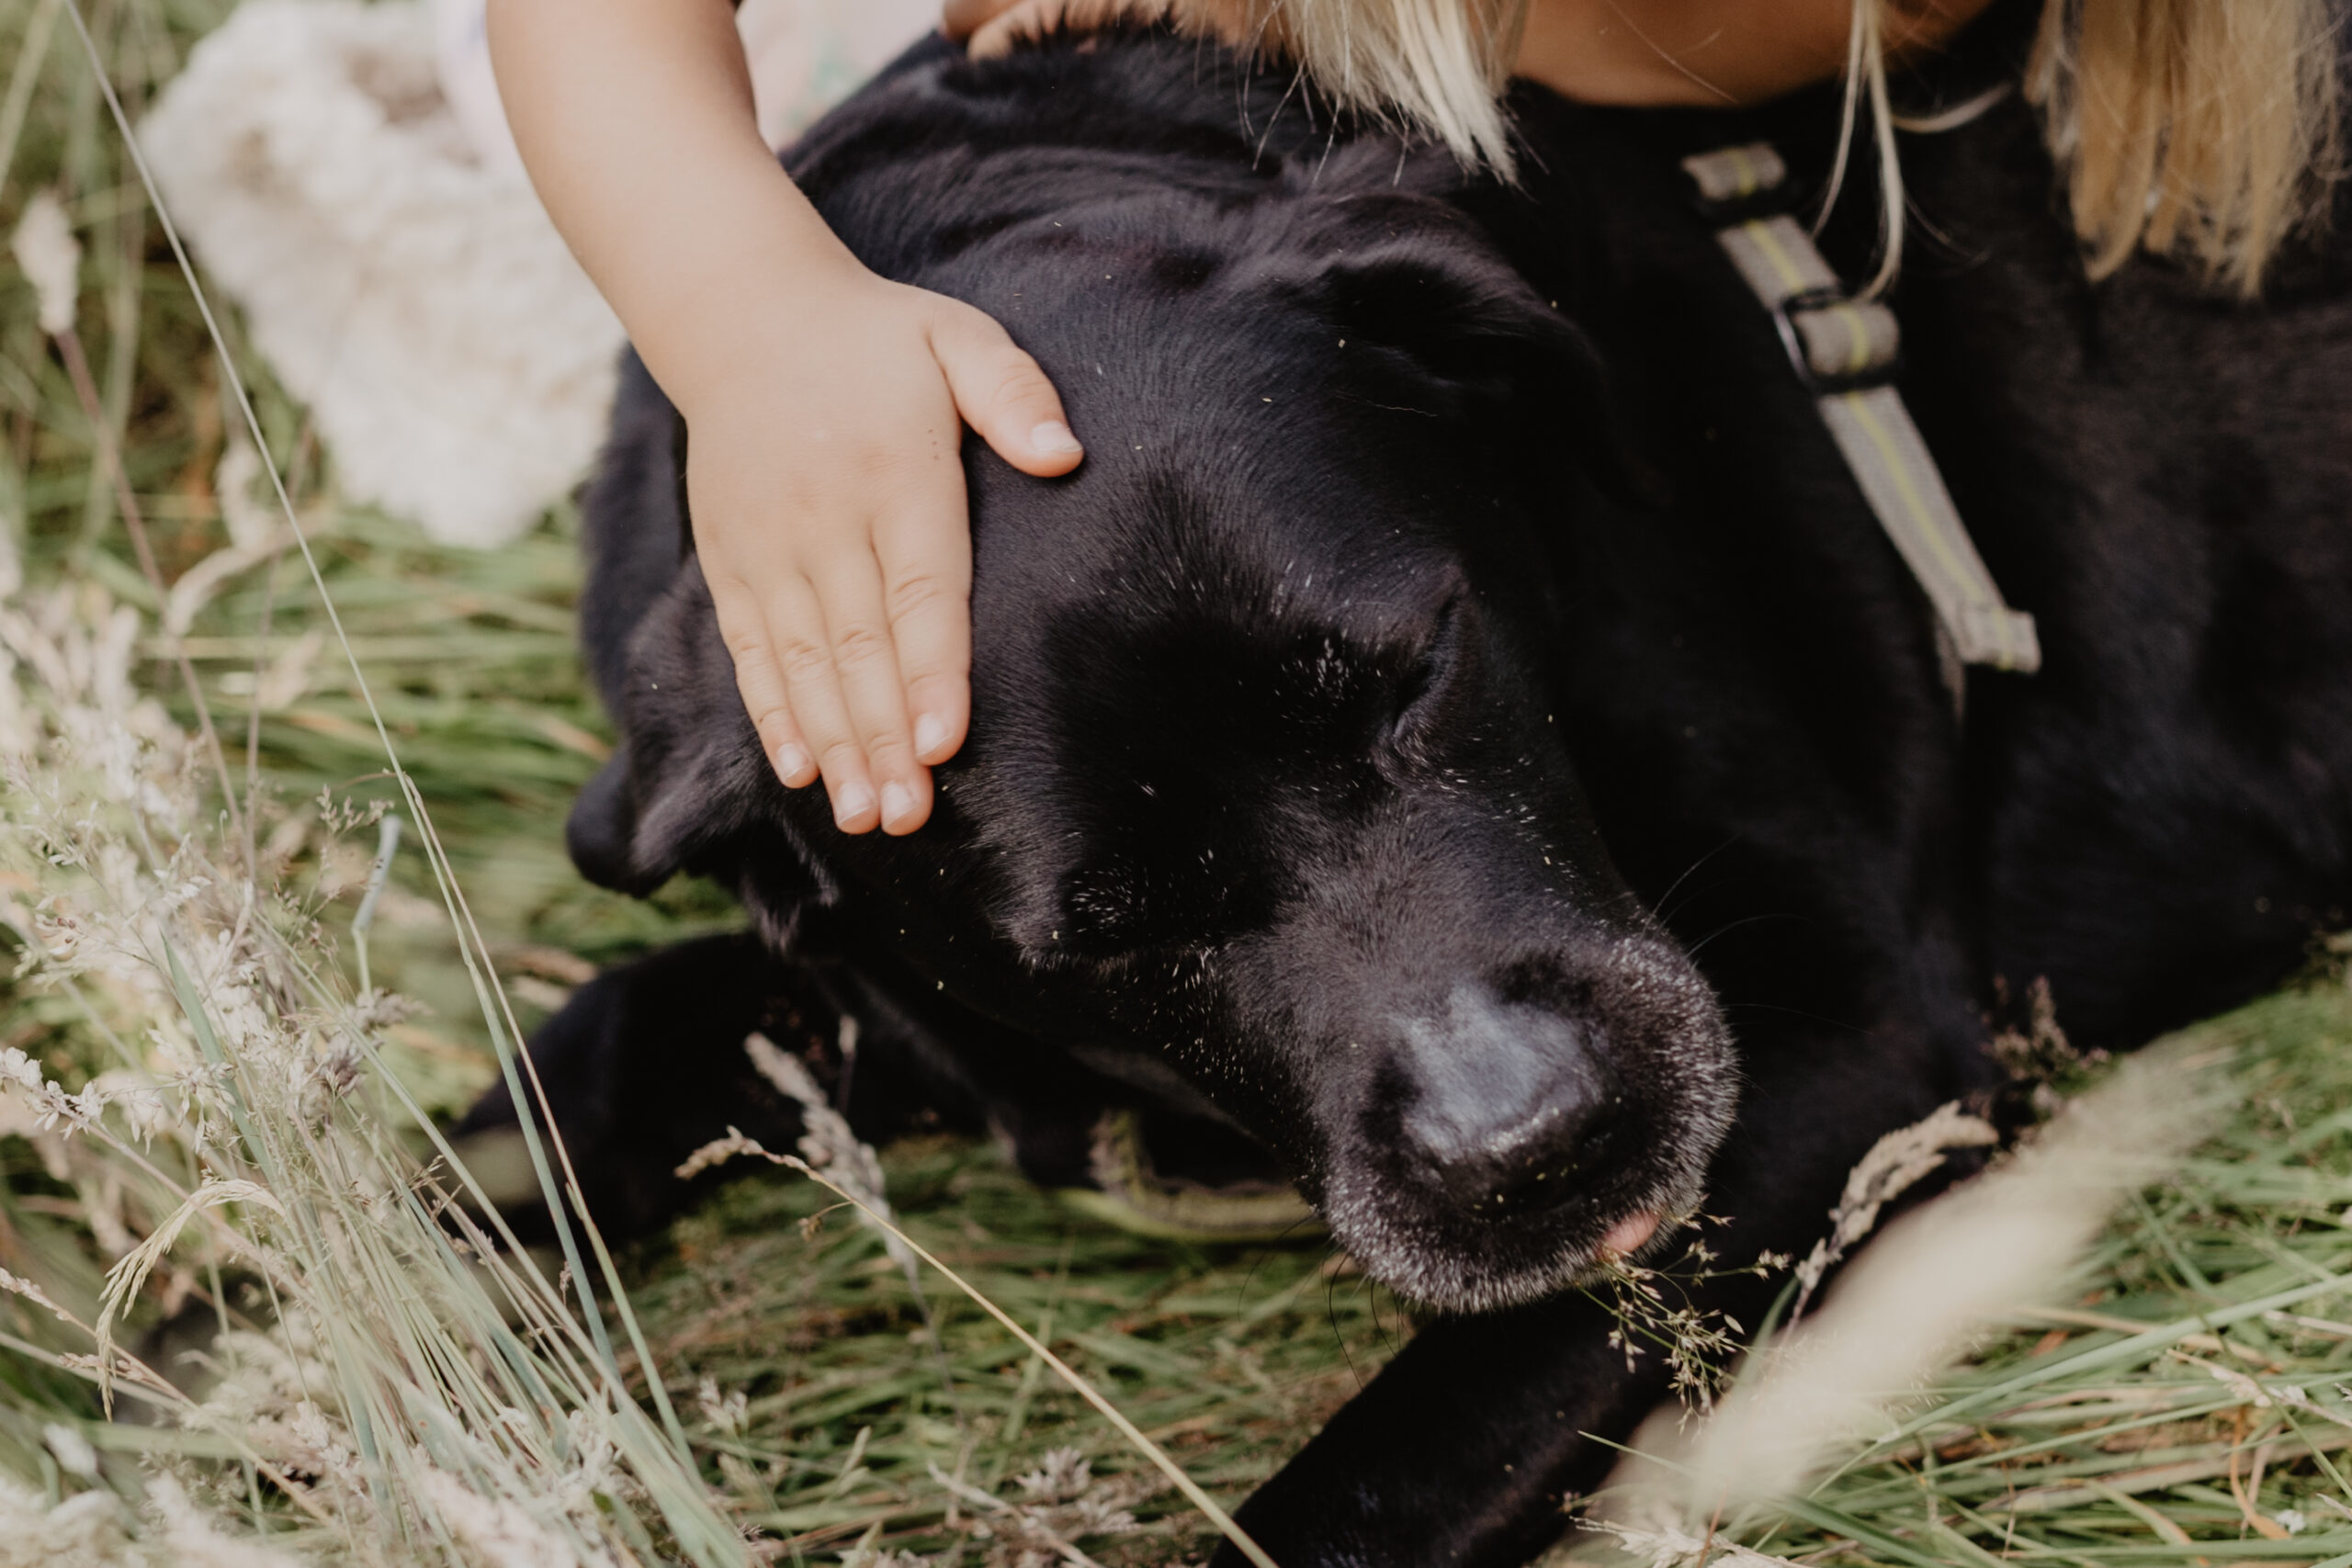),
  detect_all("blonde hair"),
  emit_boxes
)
[1249,0,1532,171]
[1245,0,2343,297]
[2027,0,2343,296]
